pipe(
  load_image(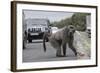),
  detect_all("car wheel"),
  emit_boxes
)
[23,42,25,49]
[23,41,26,49]
[28,39,32,43]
